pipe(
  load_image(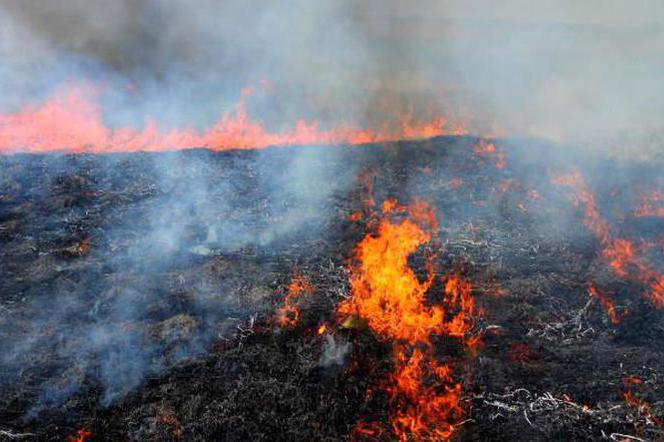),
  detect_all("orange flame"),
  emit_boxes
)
[550,171,611,244]
[339,198,478,441]
[474,139,506,170]
[552,171,664,309]
[277,272,314,328]
[67,428,92,442]
[0,84,467,154]
[156,409,183,439]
